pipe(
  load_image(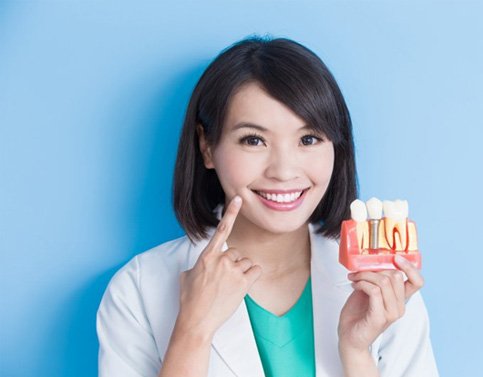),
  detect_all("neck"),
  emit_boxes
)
[226,219,311,279]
